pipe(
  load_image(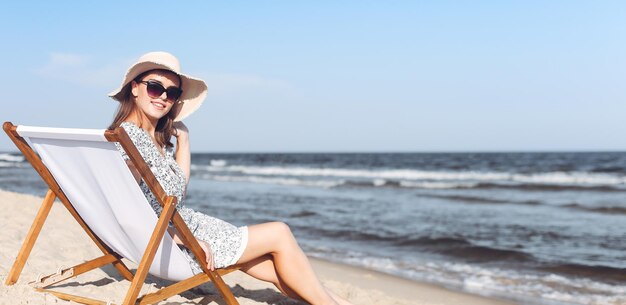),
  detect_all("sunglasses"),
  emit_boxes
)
[138,80,183,102]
